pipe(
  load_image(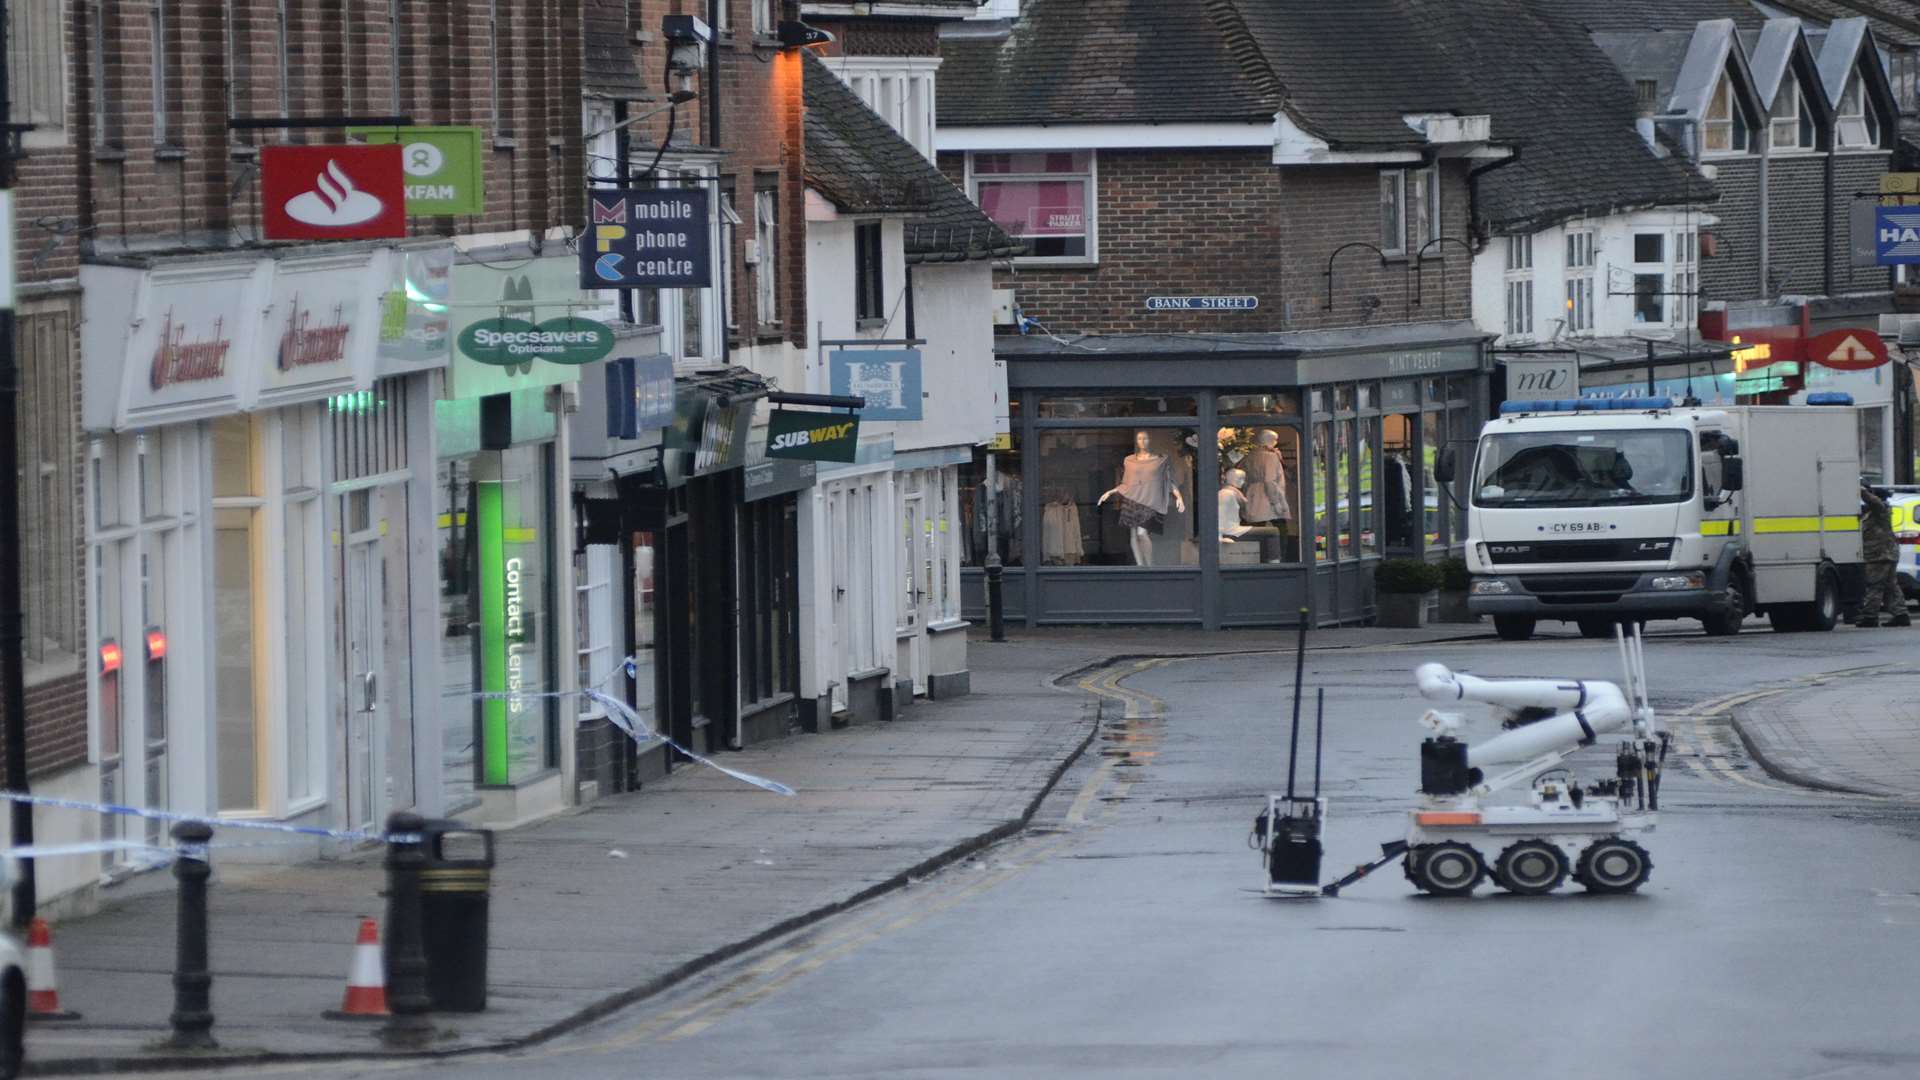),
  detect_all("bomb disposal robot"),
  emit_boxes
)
[1323,631,1667,898]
